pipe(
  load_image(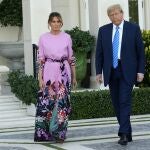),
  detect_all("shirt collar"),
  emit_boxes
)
[113,20,124,30]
